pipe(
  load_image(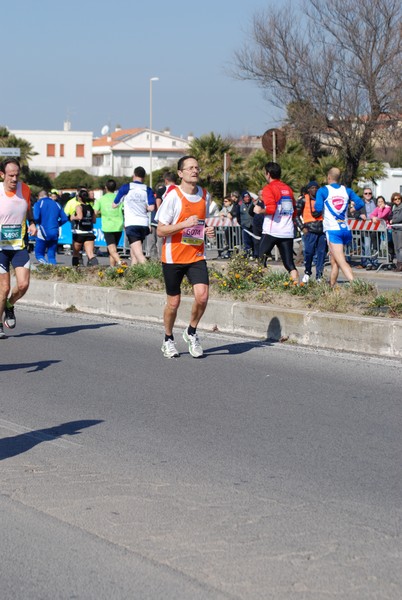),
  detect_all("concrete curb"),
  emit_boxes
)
[21,279,402,358]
